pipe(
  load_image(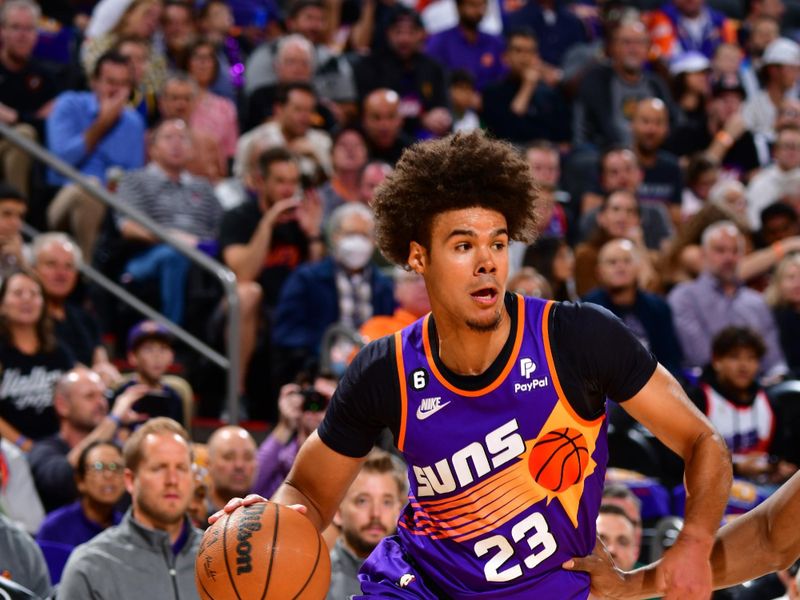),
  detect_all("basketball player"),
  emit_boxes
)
[213,132,732,598]
[565,469,800,596]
